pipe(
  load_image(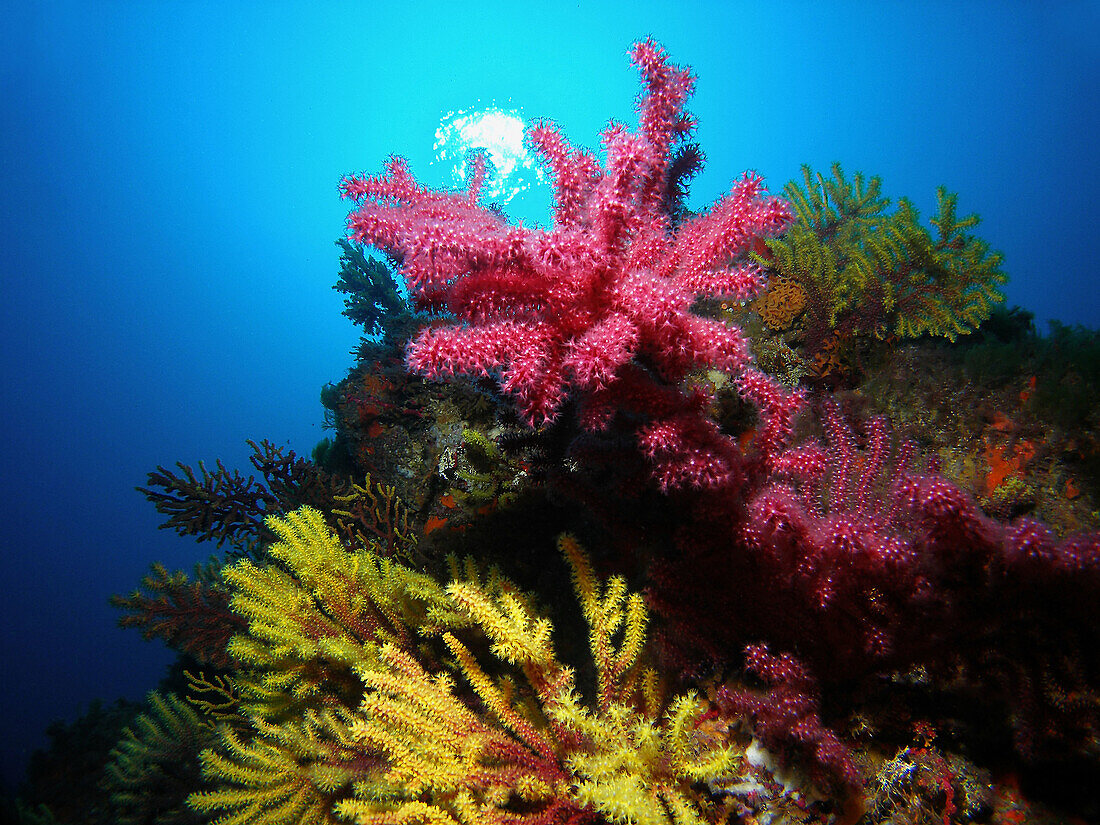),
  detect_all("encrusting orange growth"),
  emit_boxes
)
[983,439,1036,495]
[755,277,807,331]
